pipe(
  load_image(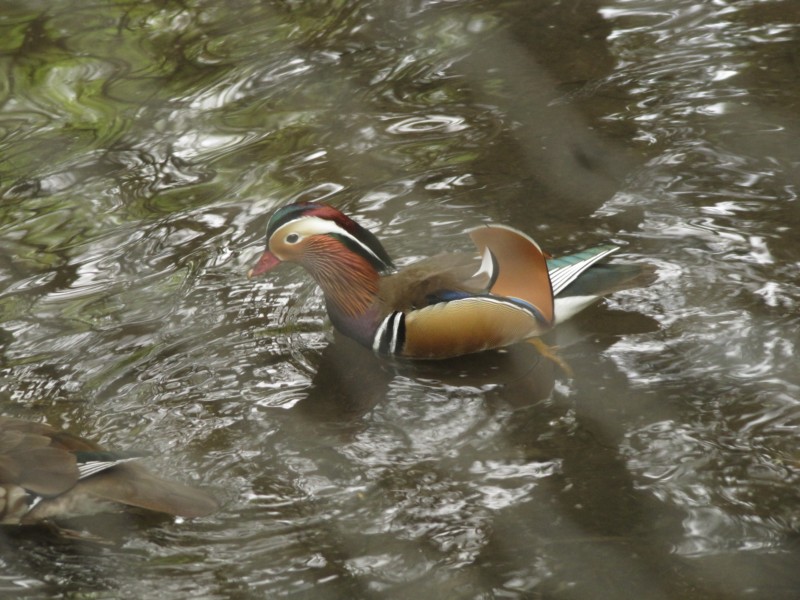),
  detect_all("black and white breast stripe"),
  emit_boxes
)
[372,311,406,355]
